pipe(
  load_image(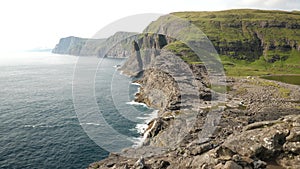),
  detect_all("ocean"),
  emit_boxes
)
[0,52,153,169]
